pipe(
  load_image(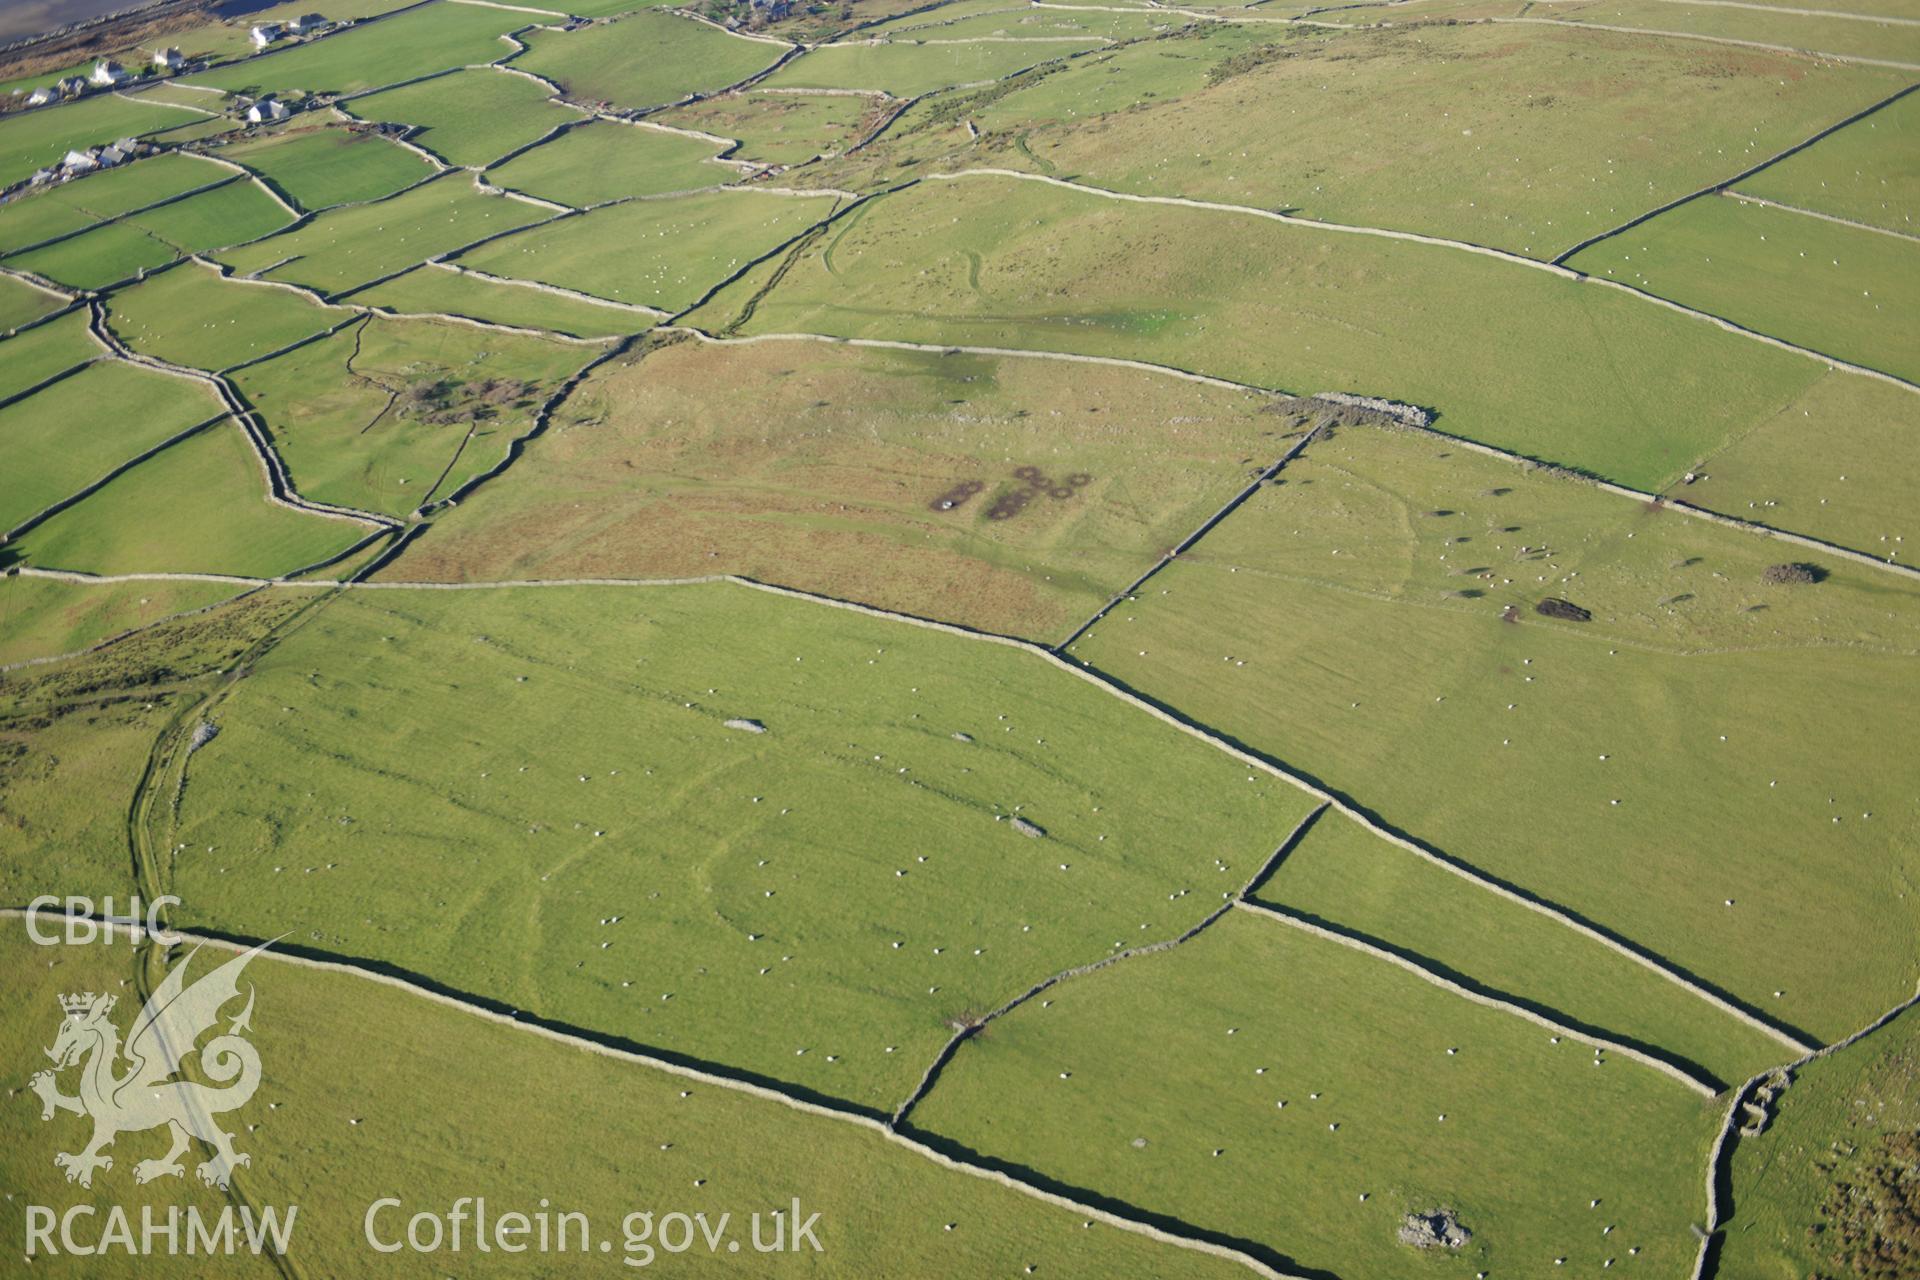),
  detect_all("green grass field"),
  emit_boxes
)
[512,10,783,110]
[12,421,370,577]
[2,4,1916,1270]
[456,187,840,311]
[214,120,440,211]
[143,112,245,145]
[186,2,535,98]
[0,307,95,398]
[1068,421,1920,1041]
[868,5,1180,40]
[393,333,1299,638]
[1546,0,1920,66]
[485,120,733,206]
[10,178,293,289]
[0,928,1255,1279]
[1718,1001,1920,1280]
[103,260,348,370]
[1681,367,1920,560]
[656,91,875,167]
[762,37,1102,97]
[688,171,1871,495]
[163,580,1315,1111]
[8,219,182,289]
[0,91,204,189]
[911,907,1721,1278]
[1258,808,1787,1090]
[0,590,303,903]
[345,262,652,338]
[350,67,583,169]
[0,357,224,533]
[0,190,92,256]
[0,571,248,667]
[1568,194,1920,383]
[230,313,597,515]
[820,22,1908,258]
[0,151,230,253]
[1736,88,1918,236]
[215,172,551,295]
[0,274,67,331]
